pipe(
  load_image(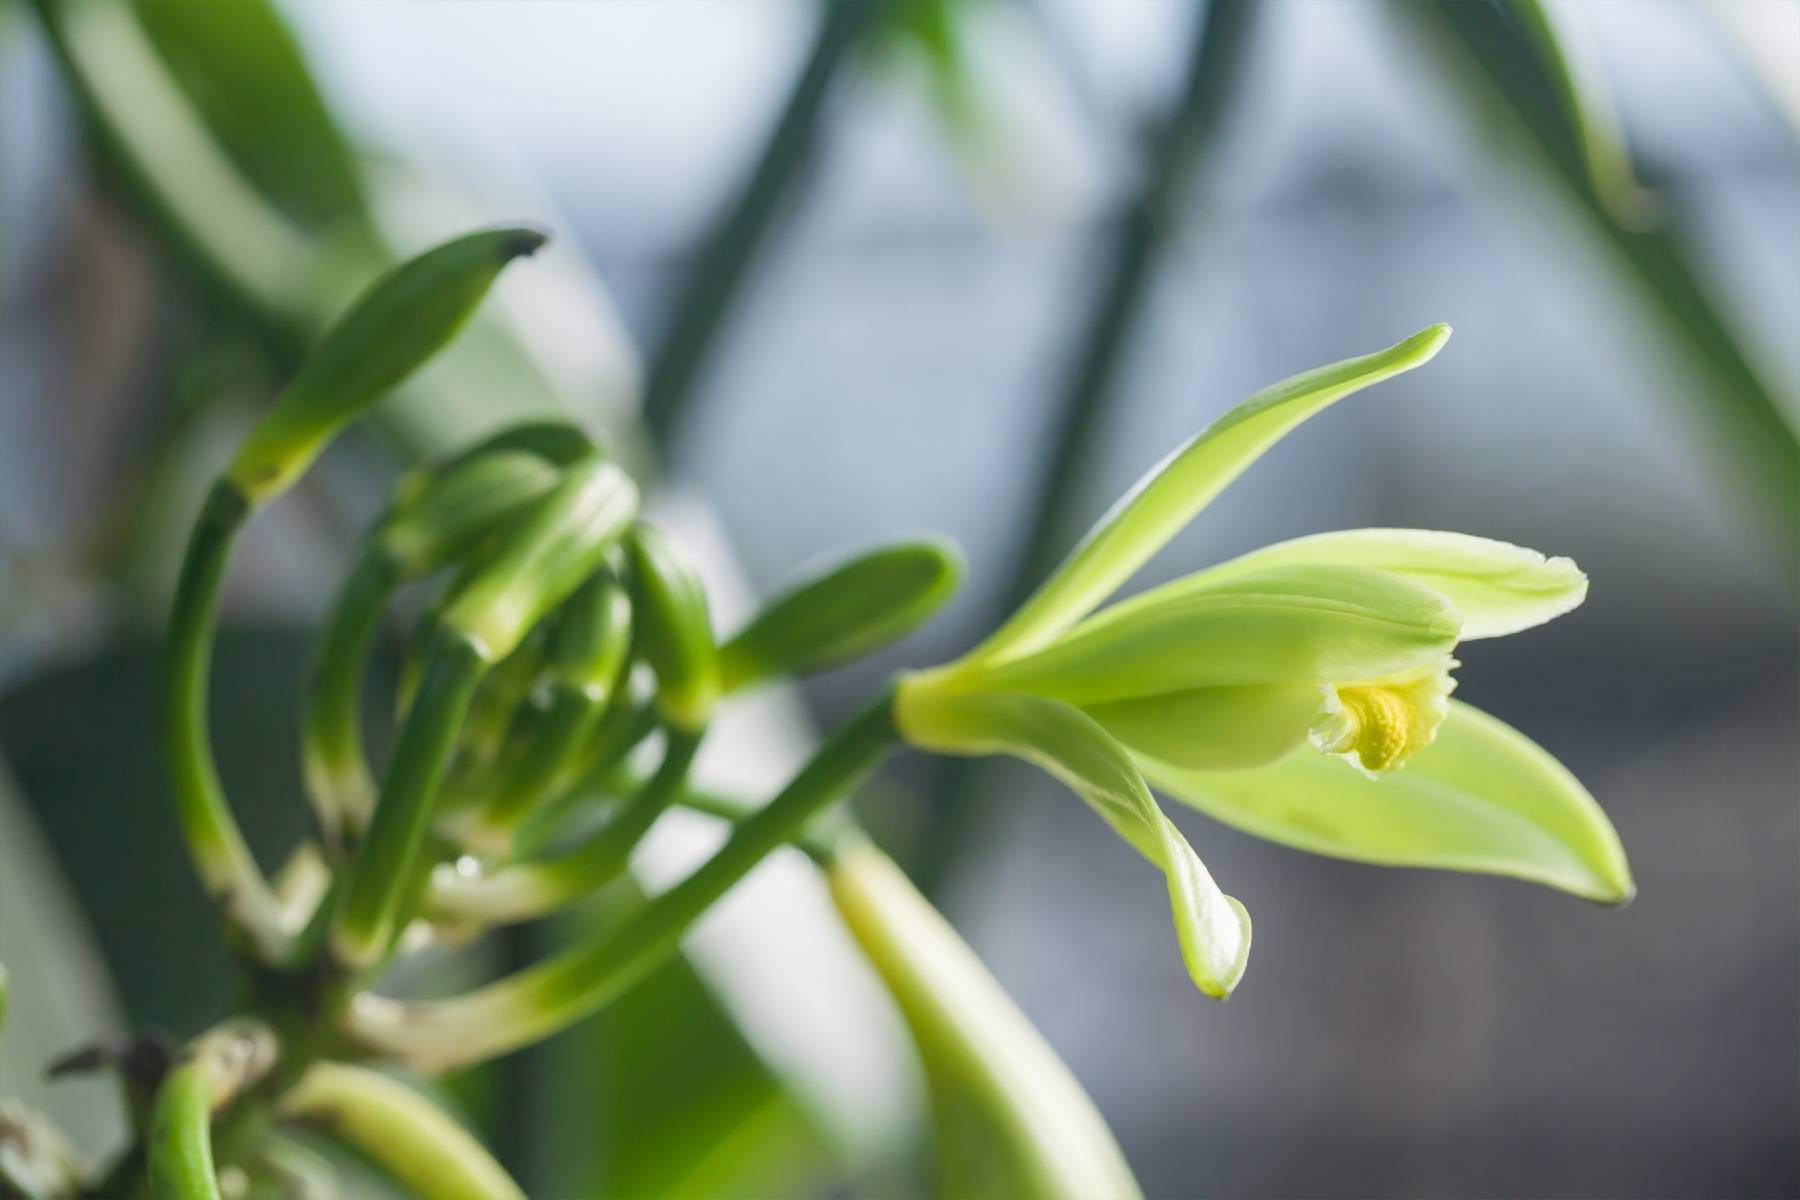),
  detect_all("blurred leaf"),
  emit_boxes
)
[0,628,324,1033]
[1142,699,1635,903]
[28,0,316,321]
[642,0,884,445]
[0,758,128,1158]
[536,888,835,1200]
[28,0,629,460]
[131,0,369,233]
[1405,0,1800,550]
[971,325,1452,669]
[829,844,1140,1200]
